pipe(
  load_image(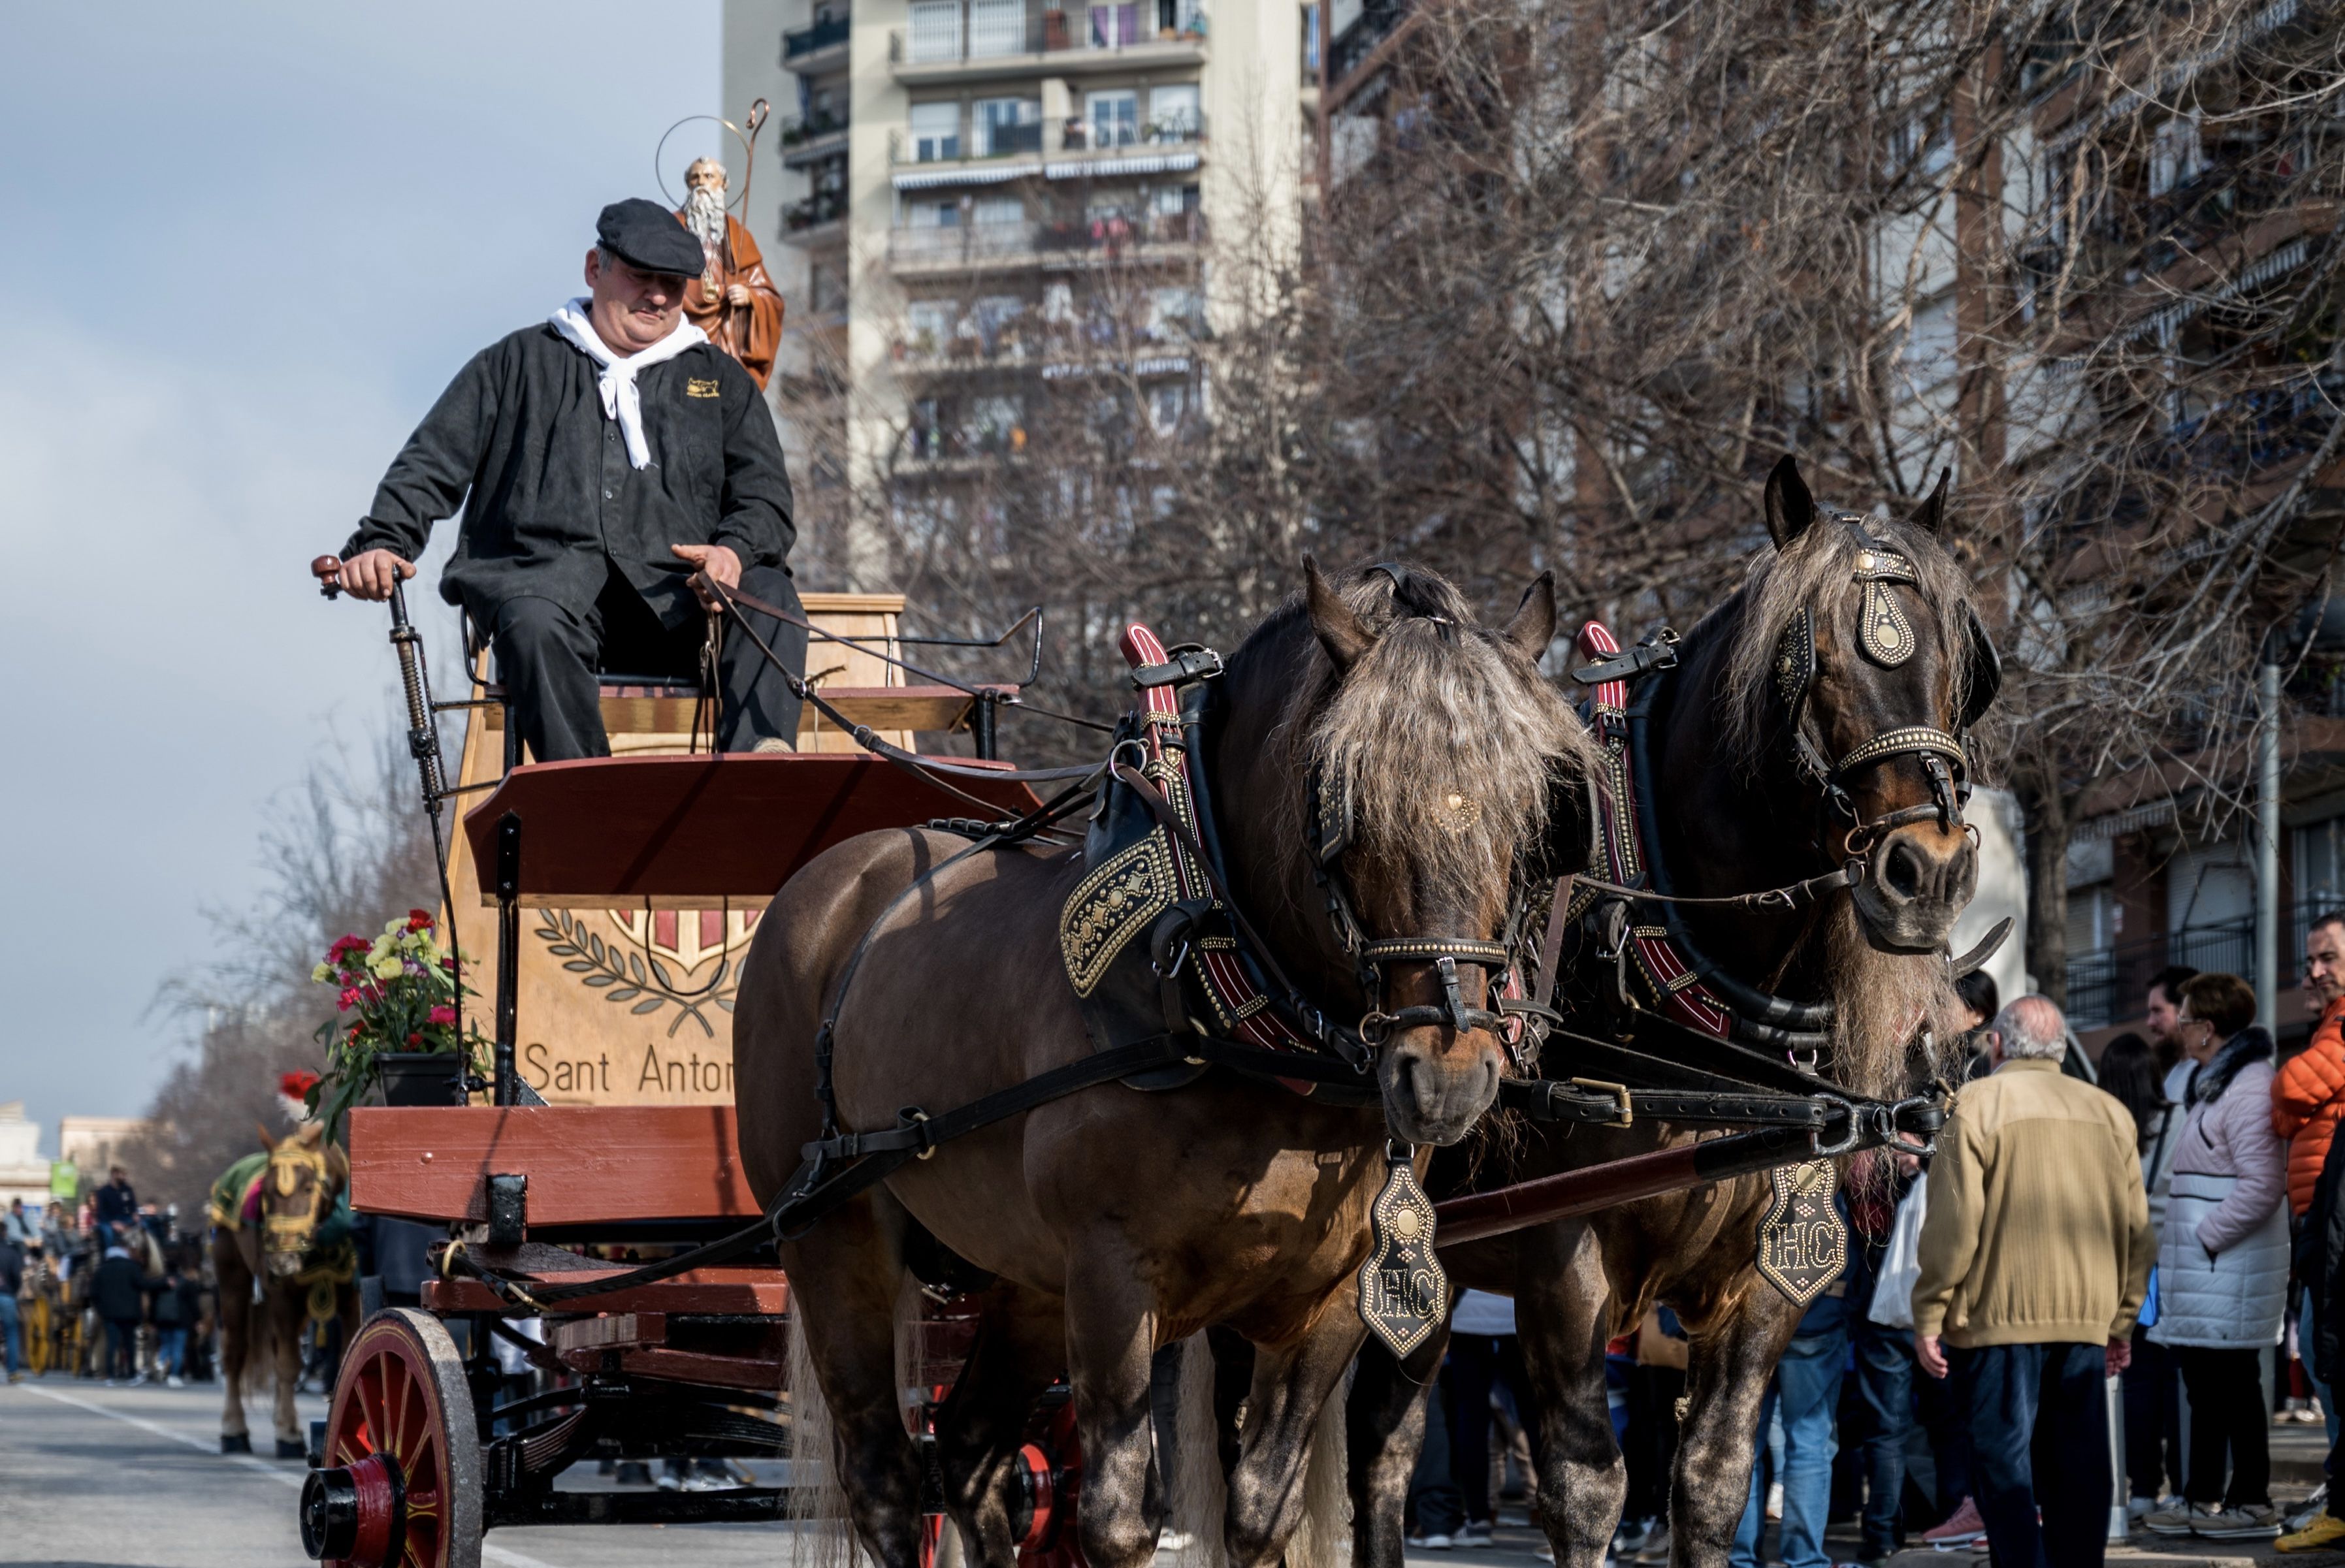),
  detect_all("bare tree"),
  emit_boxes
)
[127,729,438,1219]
